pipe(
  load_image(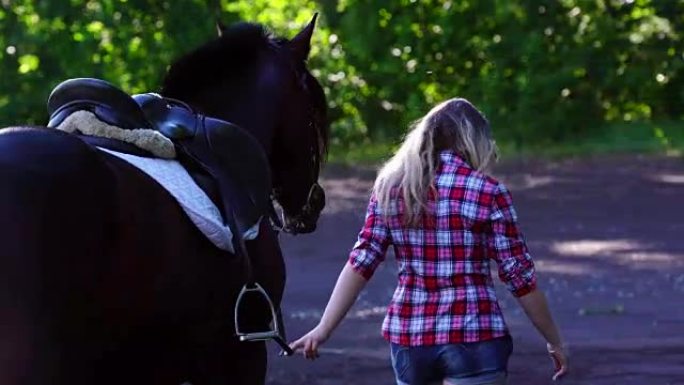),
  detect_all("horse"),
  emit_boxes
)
[0,16,328,385]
